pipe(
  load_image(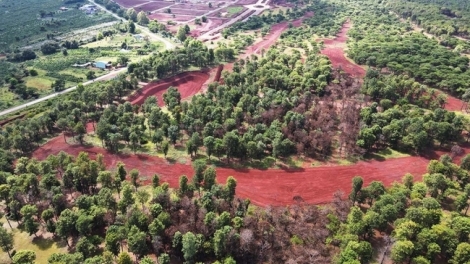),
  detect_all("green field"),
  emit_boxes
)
[227,6,244,15]
[0,0,115,52]
[0,226,67,264]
